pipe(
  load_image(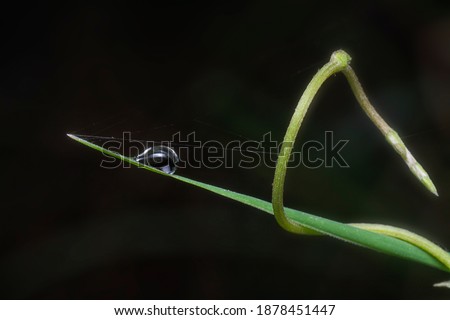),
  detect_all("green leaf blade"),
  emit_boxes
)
[67,133,449,272]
